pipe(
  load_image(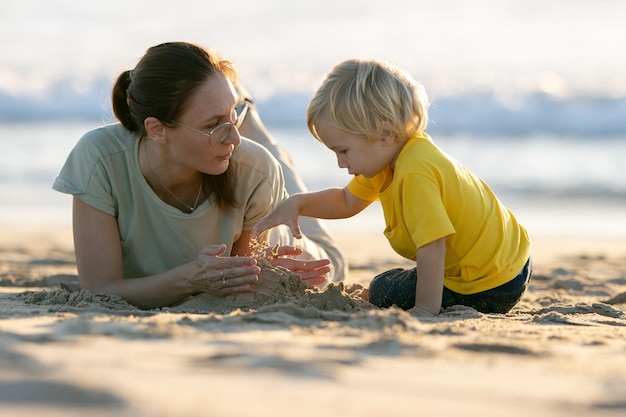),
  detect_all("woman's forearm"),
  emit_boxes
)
[82,262,200,309]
